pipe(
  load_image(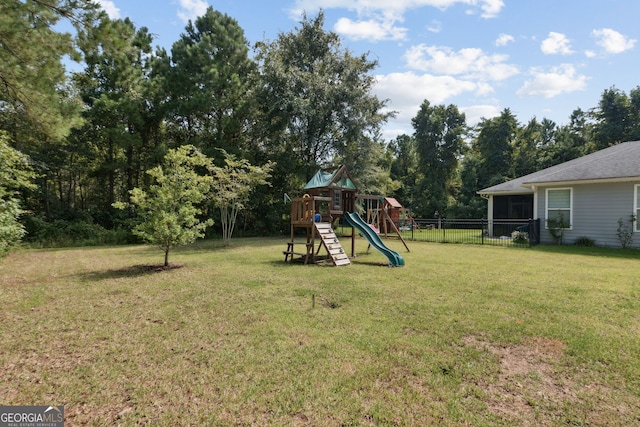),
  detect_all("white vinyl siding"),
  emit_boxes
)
[546,188,572,229]
[535,182,640,247]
